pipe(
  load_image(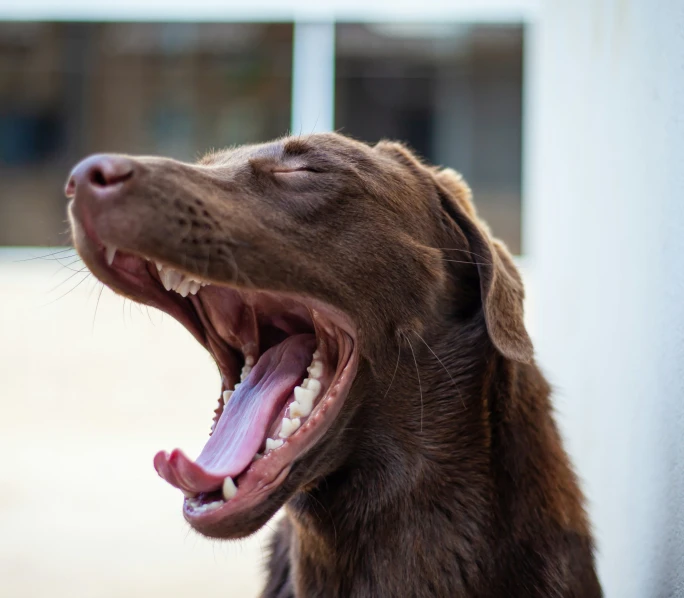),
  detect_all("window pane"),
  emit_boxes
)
[335,23,523,253]
[0,22,293,246]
